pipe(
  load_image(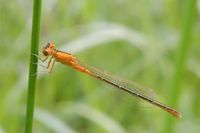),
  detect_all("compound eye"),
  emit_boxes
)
[43,50,49,56]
